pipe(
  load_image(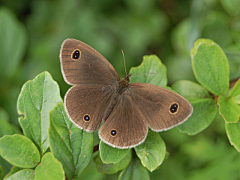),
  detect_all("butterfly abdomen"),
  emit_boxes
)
[102,75,131,122]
